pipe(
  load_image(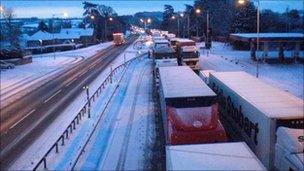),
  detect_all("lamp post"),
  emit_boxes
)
[238,0,260,78]
[195,8,201,37]
[52,12,68,60]
[171,13,184,38]
[104,16,114,42]
[39,39,42,58]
